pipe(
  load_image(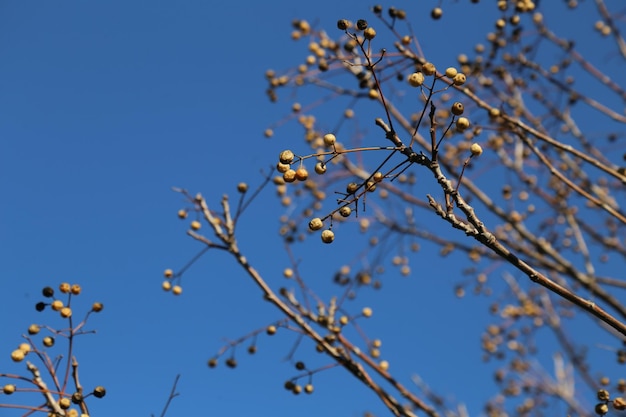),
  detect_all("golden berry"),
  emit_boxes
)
[237,182,248,193]
[59,283,71,293]
[59,398,71,409]
[28,324,40,335]
[323,133,336,146]
[279,150,295,164]
[451,102,464,115]
[364,27,376,40]
[43,336,55,347]
[70,284,81,295]
[60,307,72,318]
[431,7,443,19]
[453,73,467,86]
[362,307,373,317]
[190,220,201,230]
[314,162,327,175]
[177,209,187,219]
[267,325,277,335]
[445,67,458,78]
[470,143,483,156]
[51,300,64,311]
[309,218,324,231]
[346,182,359,194]
[295,167,309,181]
[321,229,335,244]
[162,281,172,291]
[164,269,174,278]
[172,285,182,295]
[456,117,470,131]
[92,302,104,312]
[422,62,436,76]
[283,169,297,183]
[339,206,352,217]
[11,349,25,362]
[3,384,16,395]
